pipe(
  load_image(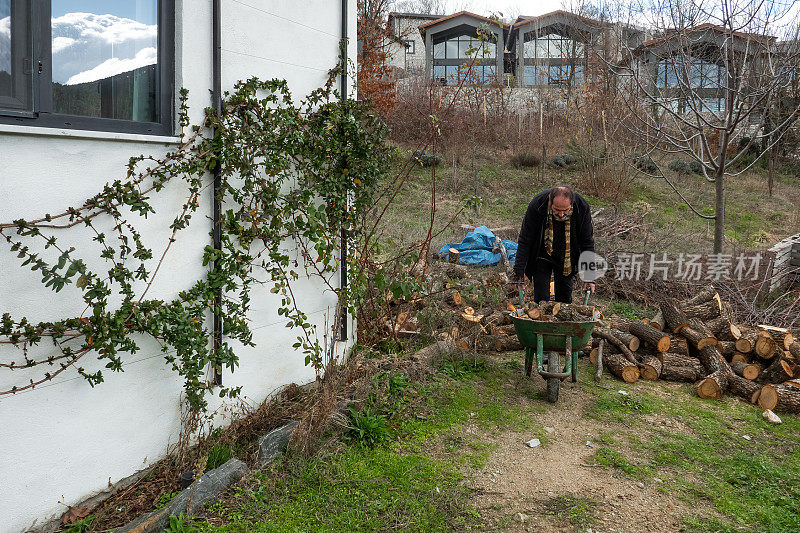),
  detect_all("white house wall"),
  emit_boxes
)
[0,1,355,531]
